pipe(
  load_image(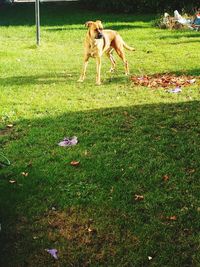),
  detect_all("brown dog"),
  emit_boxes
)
[78,20,135,85]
